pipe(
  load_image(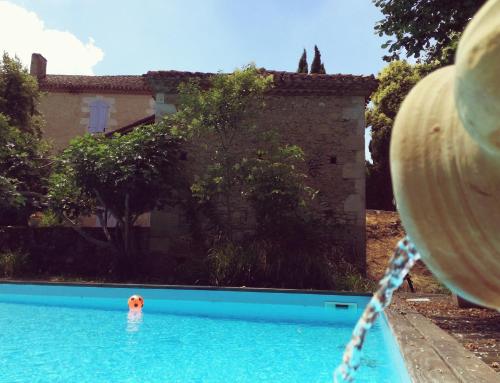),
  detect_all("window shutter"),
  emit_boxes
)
[89,102,99,133]
[89,100,110,133]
